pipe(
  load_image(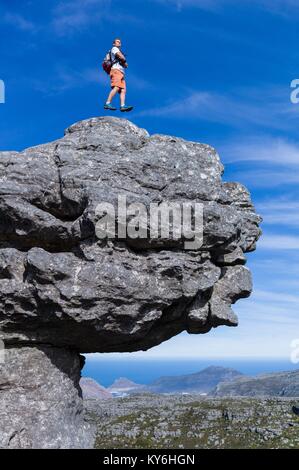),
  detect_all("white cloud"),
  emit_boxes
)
[253,289,299,305]
[30,65,107,95]
[256,199,299,227]
[254,0,299,17]
[219,137,299,188]
[258,234,299,250]
[251,256,299,276]
[229,168,299,188]
[138,87,295,132]
[2,1,140,38]
[156,0,222,11]
[156,0,299,17]
[223,138,299,165]
[29,65,152,96]
[3,13,37,32]
[128,74,153,91]
[51,0,111,36]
